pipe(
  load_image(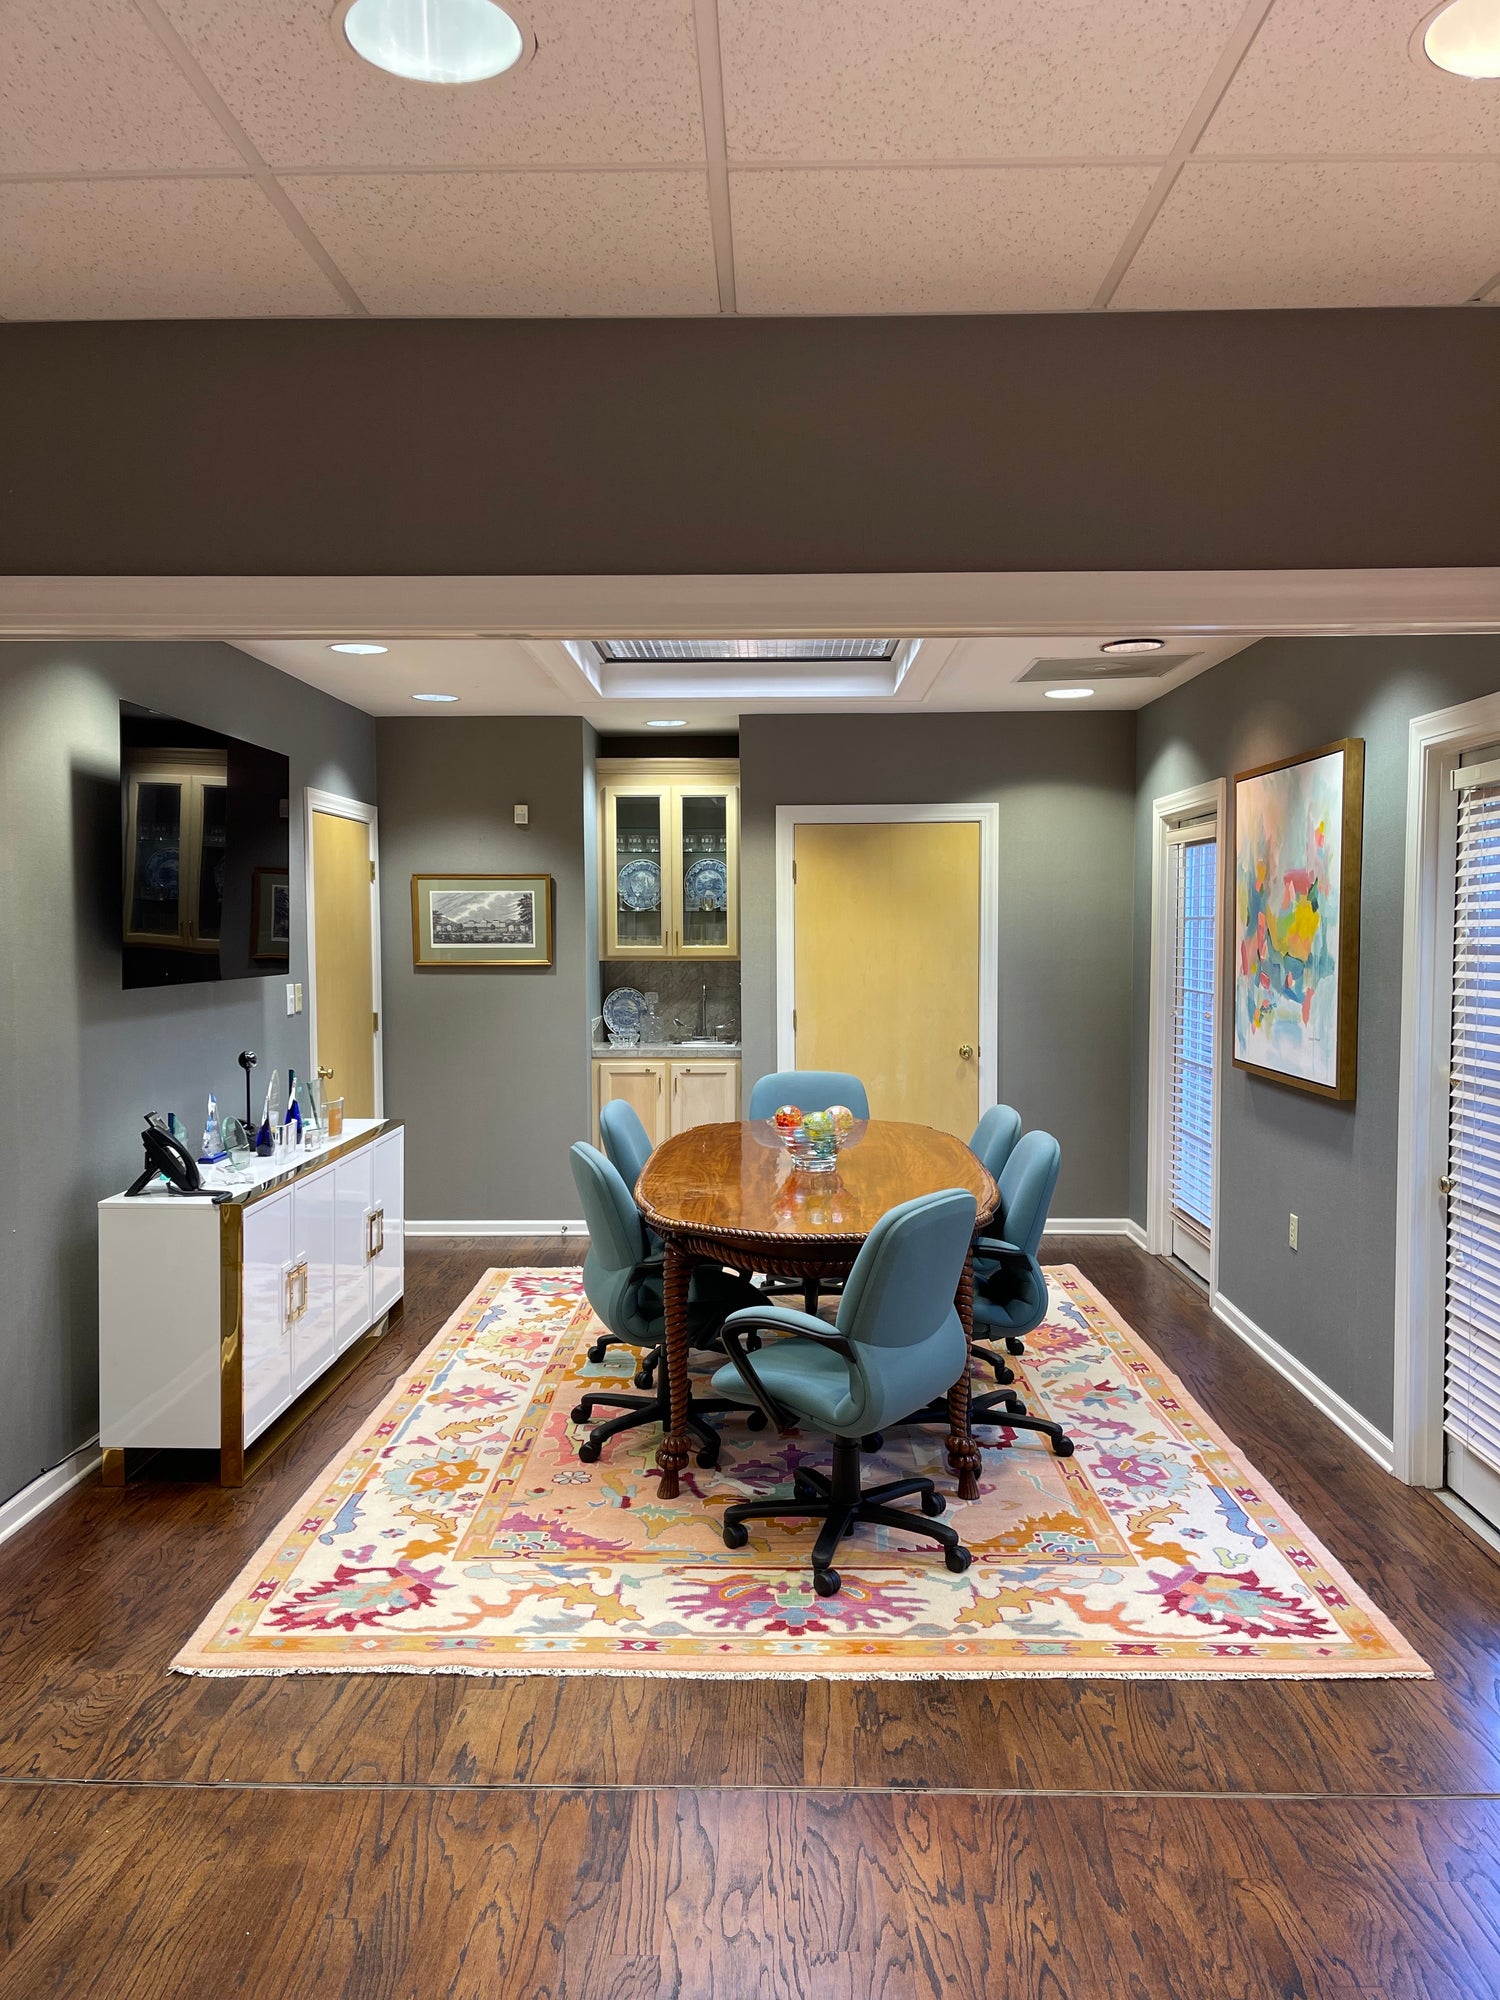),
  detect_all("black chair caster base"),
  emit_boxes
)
[813,1567,841,1598]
